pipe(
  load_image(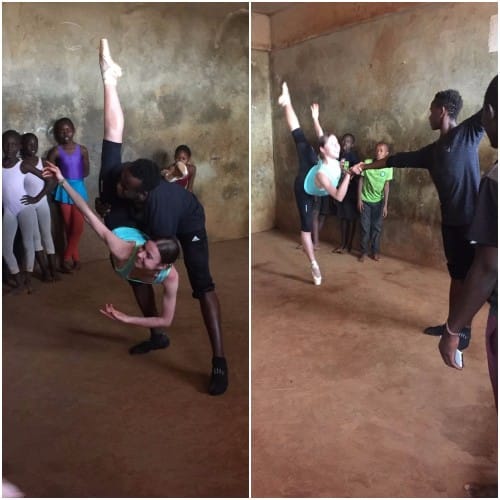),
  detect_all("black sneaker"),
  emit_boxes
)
[129,334,170,355]
[423,324,471,349]
[208,357,228,396]
[457,327,471,351]
[423,324,445,336]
